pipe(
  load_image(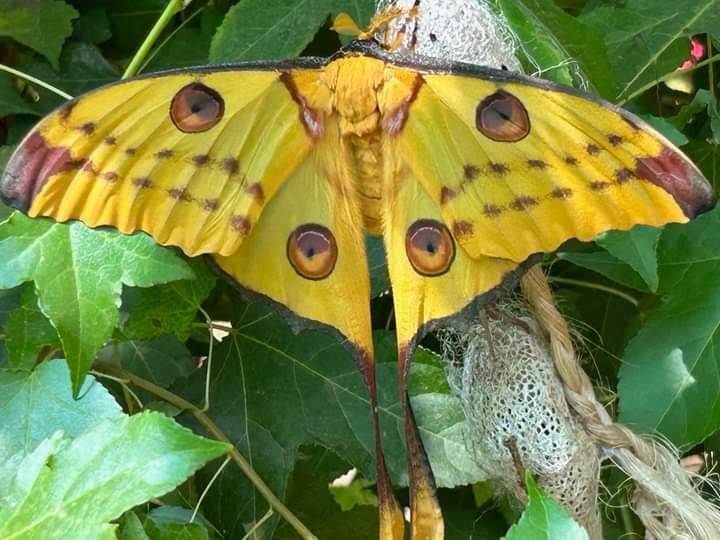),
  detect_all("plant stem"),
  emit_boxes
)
[138,7,205,74]
[123,0,186,79]
[618,52,720,106]
[549,276,639,307]
[94,362,319,540]
[0,63,73,100]
[708,36,716,98]
[619,488,639,537]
